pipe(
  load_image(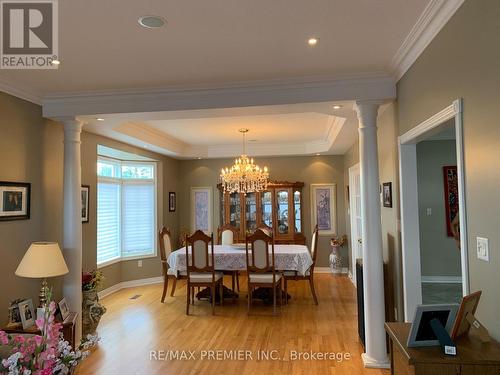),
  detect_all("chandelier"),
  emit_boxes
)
[220,129,269,194]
